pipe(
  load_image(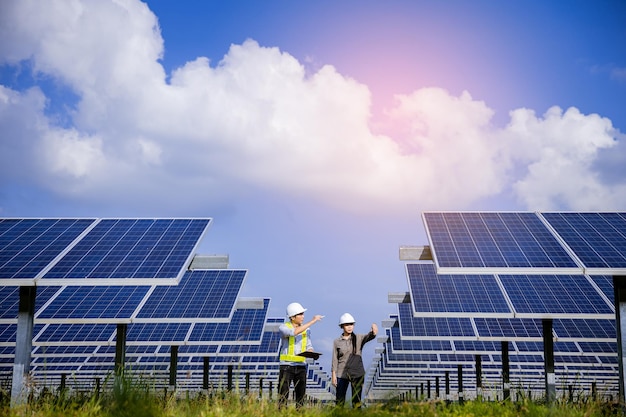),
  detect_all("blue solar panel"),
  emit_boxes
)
[406,263,511,315]
[36,286,151,321]
[590,275,615,301]
[423,212,580,273]
[397,303,476,338]
[386,326,453,352]
[34,324,116,343]
[0,219,96,282]
[541,212,626,273]
[553,319,616,340]
[42,218,210,282]
[136,270,246,320]
[0,286,61,319]
[127,323,192,343]
[498,274,614,316]
[187,299,269,343]
[473,318,544,339]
